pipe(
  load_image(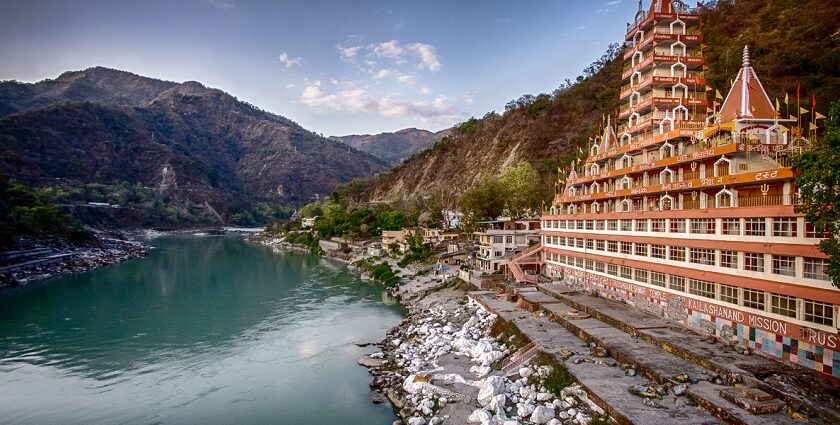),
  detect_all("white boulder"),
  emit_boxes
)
[516,403,536,418]
[519,367,534,379]
[467,409,493,424]
[530,405,556,424]
[477,375,505,406]
[407,417,426,425]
